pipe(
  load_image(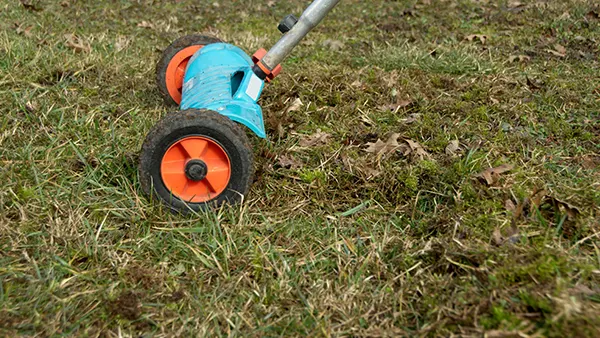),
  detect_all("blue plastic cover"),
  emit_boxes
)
[180,43,267,138]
